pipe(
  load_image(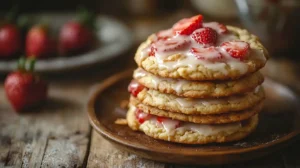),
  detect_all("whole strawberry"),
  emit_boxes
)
[0,24,21,58]
[5,58,48,112]
[59,8,96,56]
[26,25,56,58]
